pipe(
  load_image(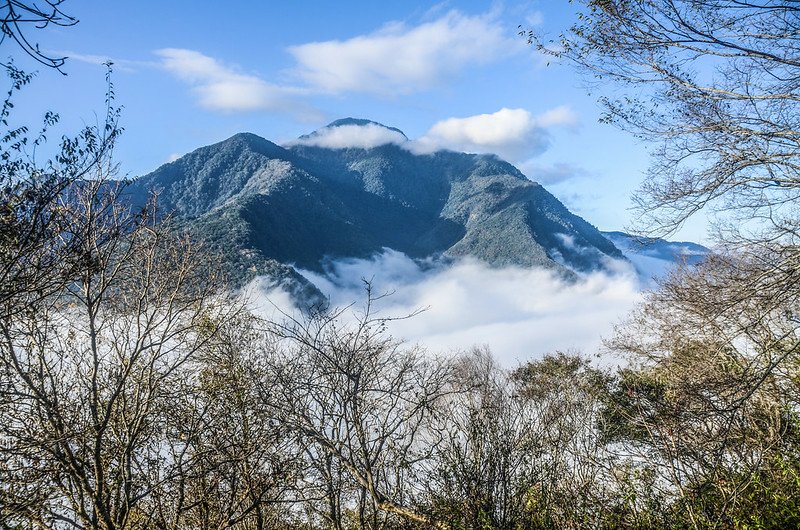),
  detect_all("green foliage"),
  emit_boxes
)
[599,367,668,444]
[512,350,609,400]
[665,454,800,530]
[730,456,800,530]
